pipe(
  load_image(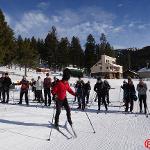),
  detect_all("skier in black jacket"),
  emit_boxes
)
[84,81,91,104]
[1,73,12,103]
[125,77,136,112]
[94,77,107,111]
[75,77,85,110]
